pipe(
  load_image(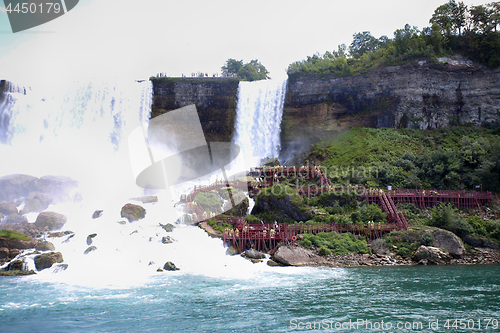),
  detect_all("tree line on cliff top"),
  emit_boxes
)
[287,0,500,77]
